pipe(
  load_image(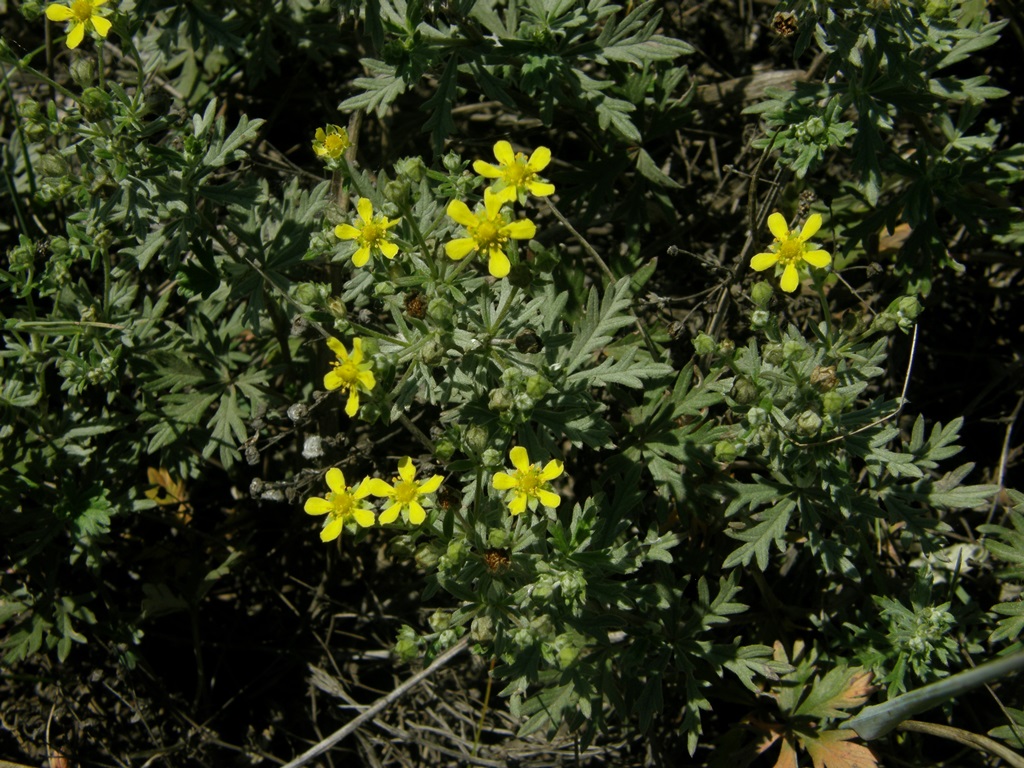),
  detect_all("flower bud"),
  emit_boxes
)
[471,615,495,643]
[750,309,770,328]
[794,410,823,437]
[394,627,419,662]
[751,280,774,308]
[373,280,396,297]
[442,151,464,174]
[810,365,838,392]
[821,390,847,415]
[428,610,451,632]
[70,57,95,87]
[525,374,551,400]
[463,425,488,455]
[414,542,442,570]
[294,282,322,305]
[870,312,898,334]
[420,339,444,365]
[80,87,111,119]
[693,332,716,356]
[730,377,759,405]
[427,297,453,324]
[763,342,785,366]
[783,340,806,361]
[488,387,514,411]
[383,179,410,205]
[481,448,502,468]
[433,438,456,462]
[487,528,511,549]
[714,440,738,463]
[747,406,768,427]
[718,338,735,355]
[394,156,426,182]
